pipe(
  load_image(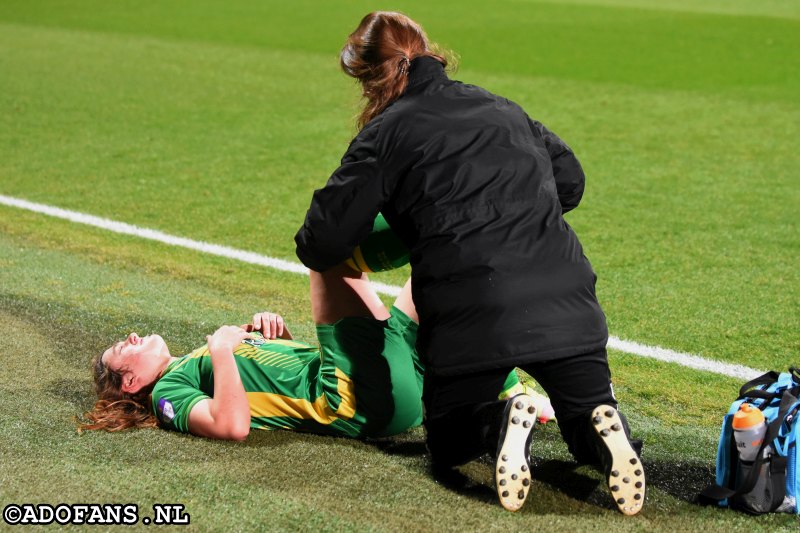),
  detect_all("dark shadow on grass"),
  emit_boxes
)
[246,428,432,458]
[644,458,715,504]
[368,436,428,457]
[534,458,604,501]
[429,463,497,503]
[240,427,329,448]
[533,456,717,511]
[423,457,608,513]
